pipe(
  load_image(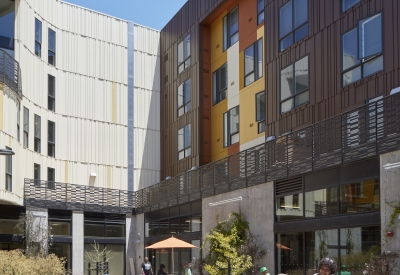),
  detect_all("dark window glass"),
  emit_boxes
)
[49,243,71,270]
[48,28,56,65]
[191,216,202,232]
[48,75,55,111]
[244,38,263,86]
[305,187,339,218]
[47,167,55,189]
[180,216,190,233]
[223,7,239,50]
[0,219,19,234]
[276,232,304,274]
[5,146,12,192]
[23,107,29,147]
[178,124,191,160]
[342,13,383,86]
[223,106,239,147]
[342,0,361,12]
[276,193,303,222]
[35,18,42,57]
[212,63,227,105]
[0,8,15,52]
[178,34,190,74]
[280,56,309,113]
[305,229,338,272]
[279,0,308,51]
[159,219,169,235]
[34,163,40,186]
[34,114,41,152]
[256,92,266,133]
[340,179,380,214]
[84,223,104,237]
[50,221,71,236]
[257,0,264,24]
[177,79,191,116]
[48,120,55,157]
[106,224,124,237]
[17,107,20,141]
[169,217,180,234]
